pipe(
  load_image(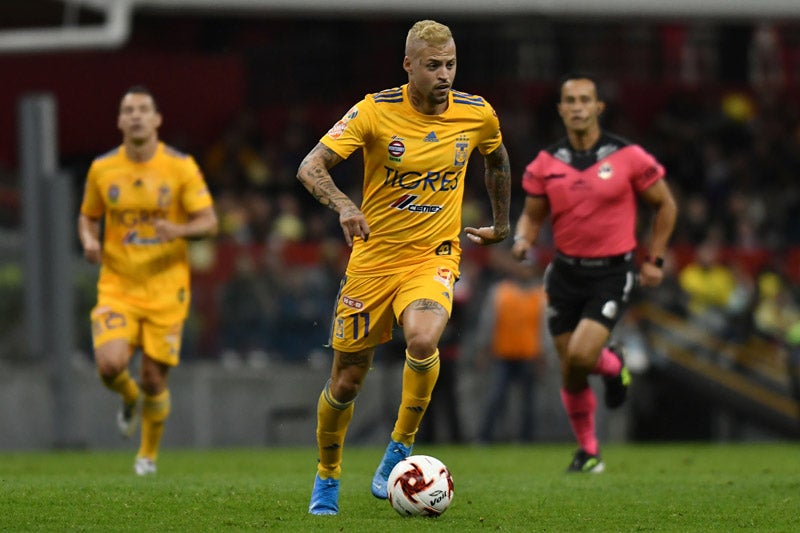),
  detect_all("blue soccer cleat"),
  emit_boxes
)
[308,474,339,515]
[371,439,412,499]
